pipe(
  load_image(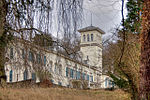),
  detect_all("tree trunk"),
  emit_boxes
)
[140,0,150,99]
[0,0,7,83]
